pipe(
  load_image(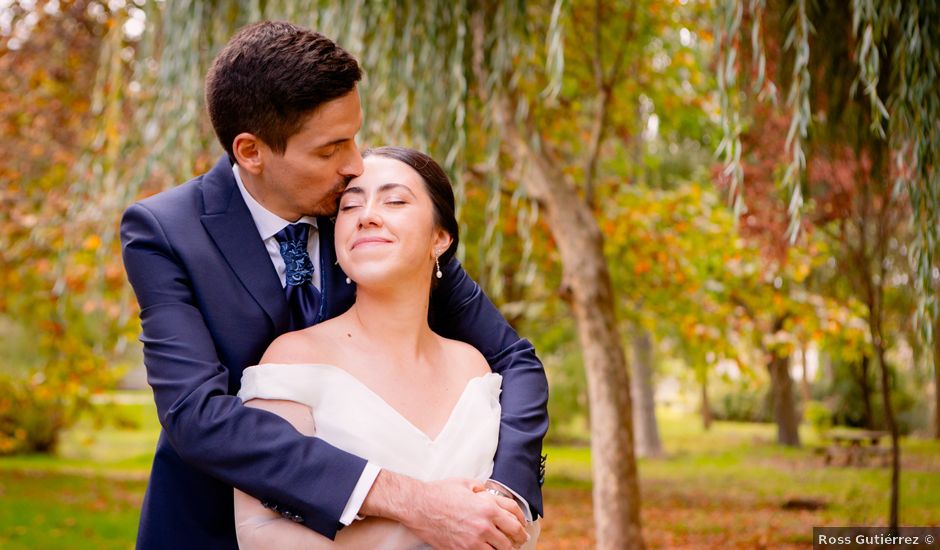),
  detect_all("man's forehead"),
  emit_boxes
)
[298,101,363,145]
